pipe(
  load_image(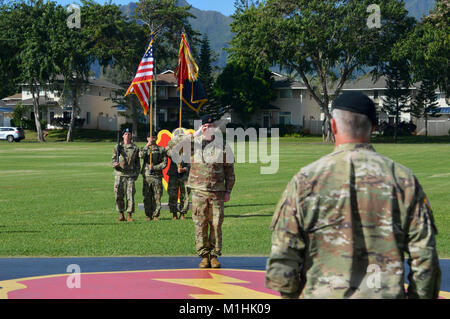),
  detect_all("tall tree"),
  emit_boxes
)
[214,61,275,125]
[51,3,93,142]
[396,0,449,98]
[77,0,148,140]
[135,0,201,71]
[410,76,440,137]
[0,3,20,99]
[10,0,62,142]
[381,60,412,143]
[228,0,414,142]
[197,34,222,119]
